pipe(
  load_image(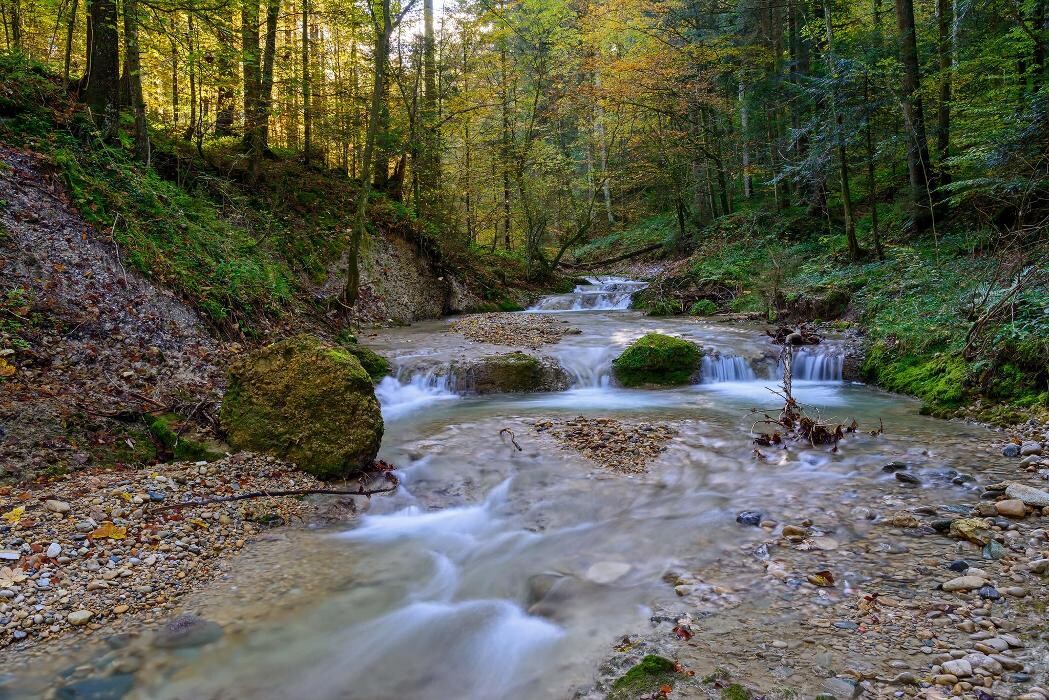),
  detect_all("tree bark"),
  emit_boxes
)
[823,0,860,259]
[302,0,311,164]
[63,0,78,84]
[123,0,149,162]
[259,0,279,148]
[936,0,952,182]
[241,0,263,182]
[895,0,937,229]
[85,0,120,138]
